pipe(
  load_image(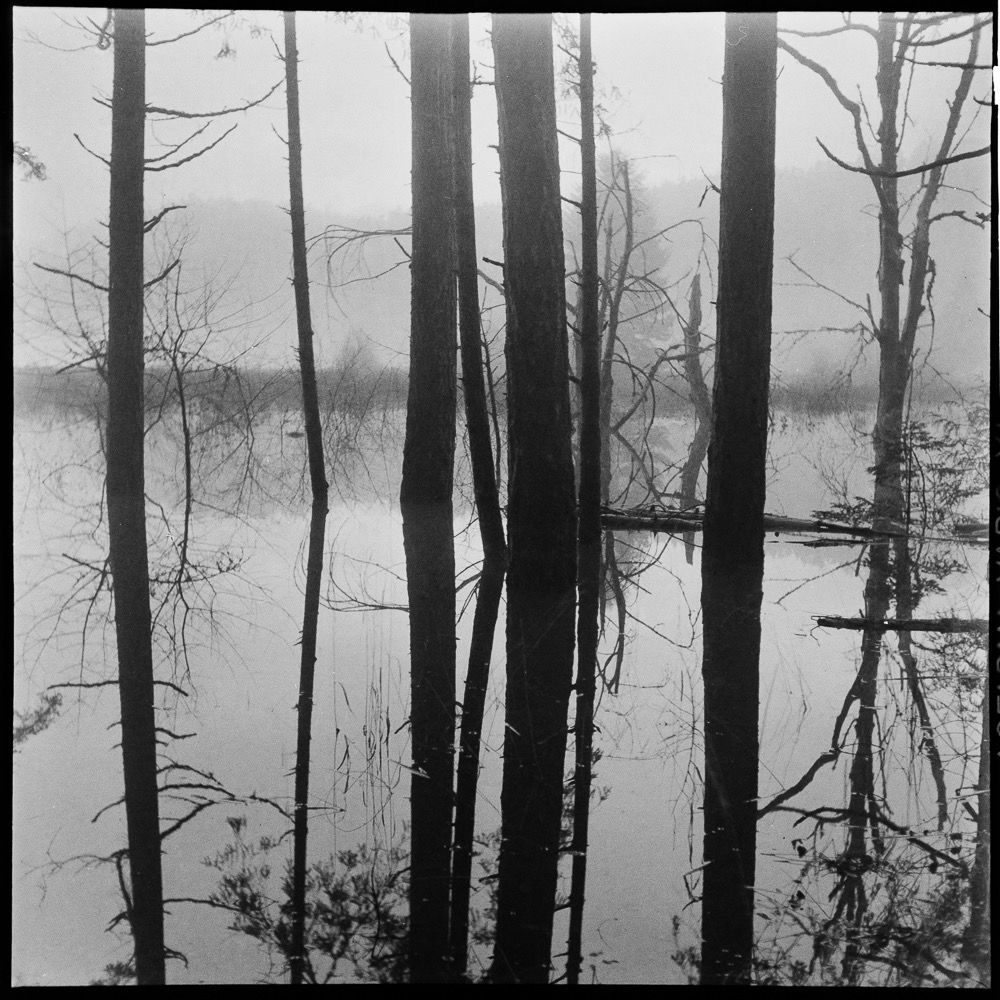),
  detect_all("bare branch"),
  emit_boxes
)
[73,132,109,166]
[907,16,993,48]
[903,57,994,69]
[145,124,238,172]
[146,10,237,46]
[146,79,282,119]
[779,20,878,40]
[384,41,409,85]
[816,137,990,179]
[143,205,187,234]
[777,37,882,194]
[143,257,181,289]
[145,121,212,164]
[34,263,109,293]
